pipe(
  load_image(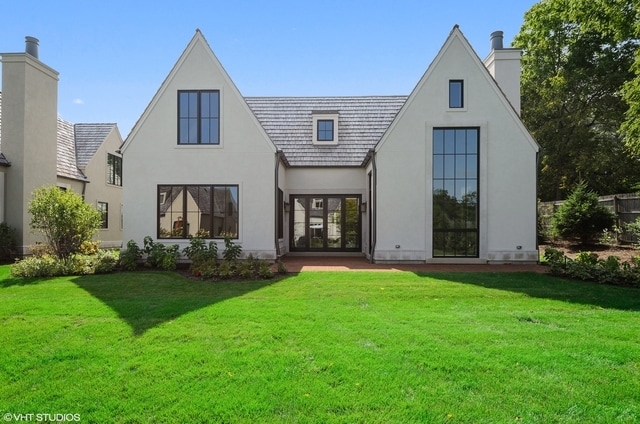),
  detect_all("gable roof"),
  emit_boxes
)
[245,96,407,167]
[376,25,539,153]
[75,123,116,168]
[122,30,277,155]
